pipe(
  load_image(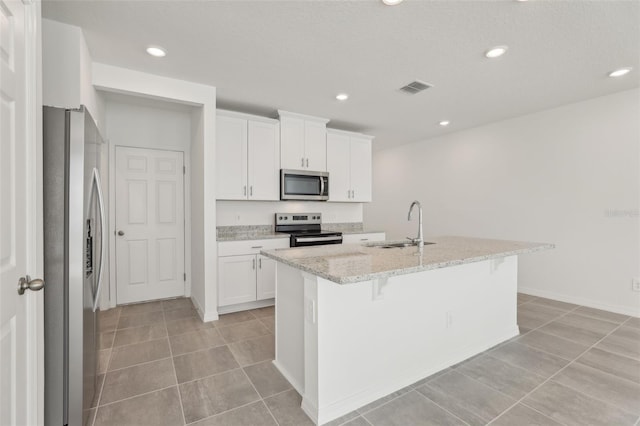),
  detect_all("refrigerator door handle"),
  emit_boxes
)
[91,168,106,312]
